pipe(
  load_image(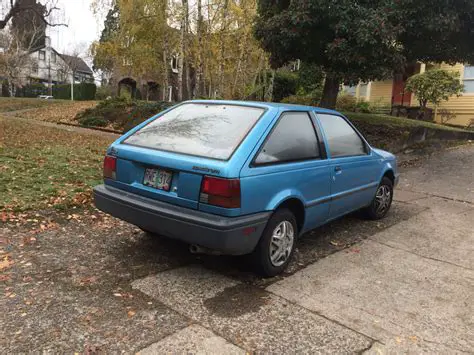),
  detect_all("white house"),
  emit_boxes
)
[26,37,93,86]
